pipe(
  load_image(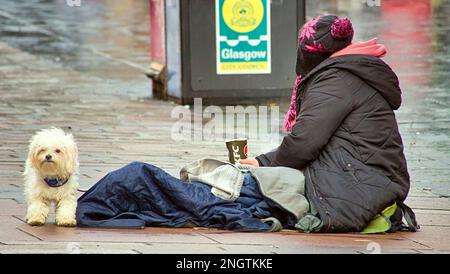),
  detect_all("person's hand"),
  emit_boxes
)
[239,157,259,167]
